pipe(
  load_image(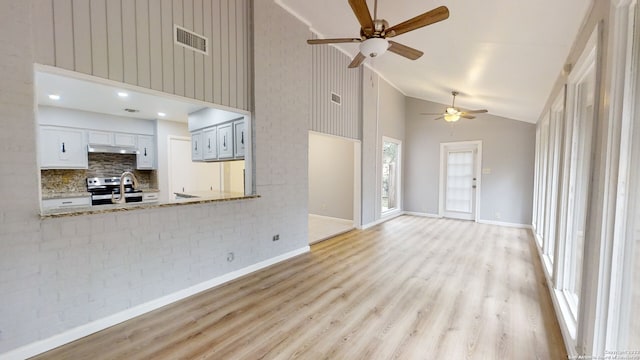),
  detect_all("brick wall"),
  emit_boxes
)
[0,0,310,354]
